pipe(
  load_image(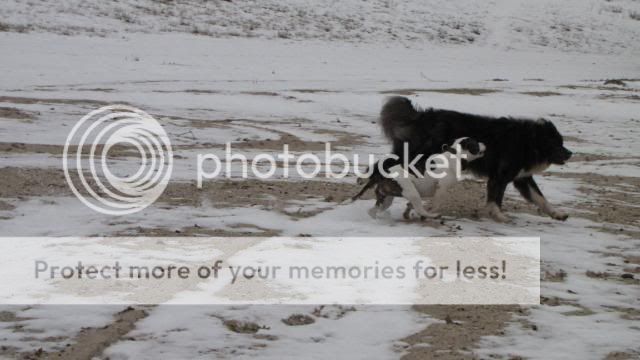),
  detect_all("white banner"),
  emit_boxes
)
[0,237,540,305]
